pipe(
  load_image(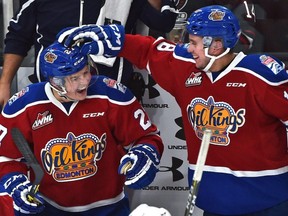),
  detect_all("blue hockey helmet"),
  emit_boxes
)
[186,5,241,48]
[40,42,87,81]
